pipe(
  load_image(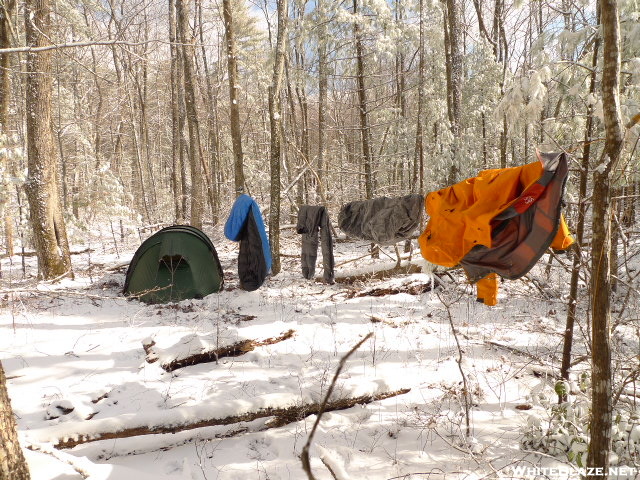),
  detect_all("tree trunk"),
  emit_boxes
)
[169,0,184,223]
[295,62,311,198]
[499,115,508,168]
[0,0,16,274]
[622,182,636,228]
[136,32,158,213]
[197,0,220,224]
[444,0,462,183]
[126,90,153,224]
[317,0,328,198]
[24,0,72,280]
[138,11,158,212]
[610,186,621,293]
[176,0,204,229]
[175,32,189,222]
[222,0,246,195]
[284,59,304,207]
[353,0,373,201]
[268,0,288,276]
[413,0,425,195]
[560,13,600,393]
[353,0,377,258]
[586,0,624,475]
[85,14,103,171]
[394,0,409,193]
[0,361,30,480]
[493,0,508,169]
